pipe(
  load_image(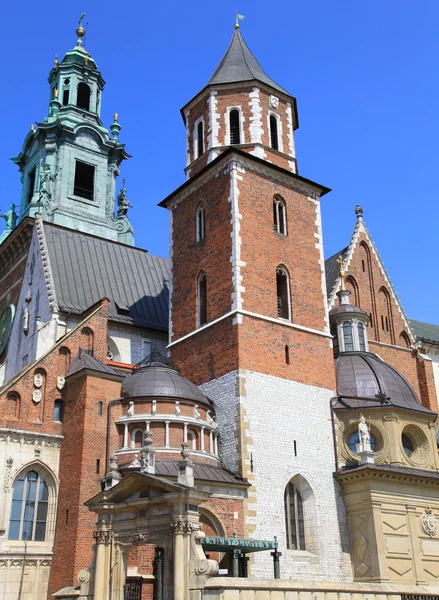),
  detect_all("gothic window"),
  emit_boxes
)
[358,322,366,351]
[229,109,241,144]
[196,204,205,242]
[284,482,305,550]
[343,322,353,351]
[276,266,291,320]
[77,82,91,111]
[198,272,207,326]
[270,115,279,150]
[8,471,49,542]
[273,196,287,234]
[54,399,63,422]
[27,168,36,205]
[74,161,95,201]
[196,120,204,158]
